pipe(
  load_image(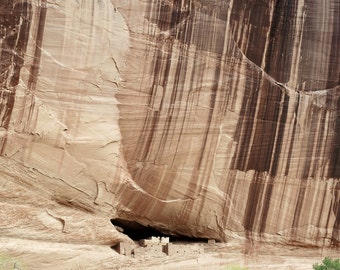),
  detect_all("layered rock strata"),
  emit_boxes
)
[0,0,339,247]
